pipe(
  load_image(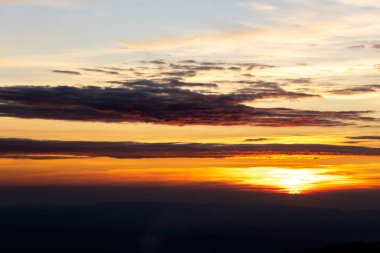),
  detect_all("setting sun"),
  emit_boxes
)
[216,164,362,194]
[266,169,331,194]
